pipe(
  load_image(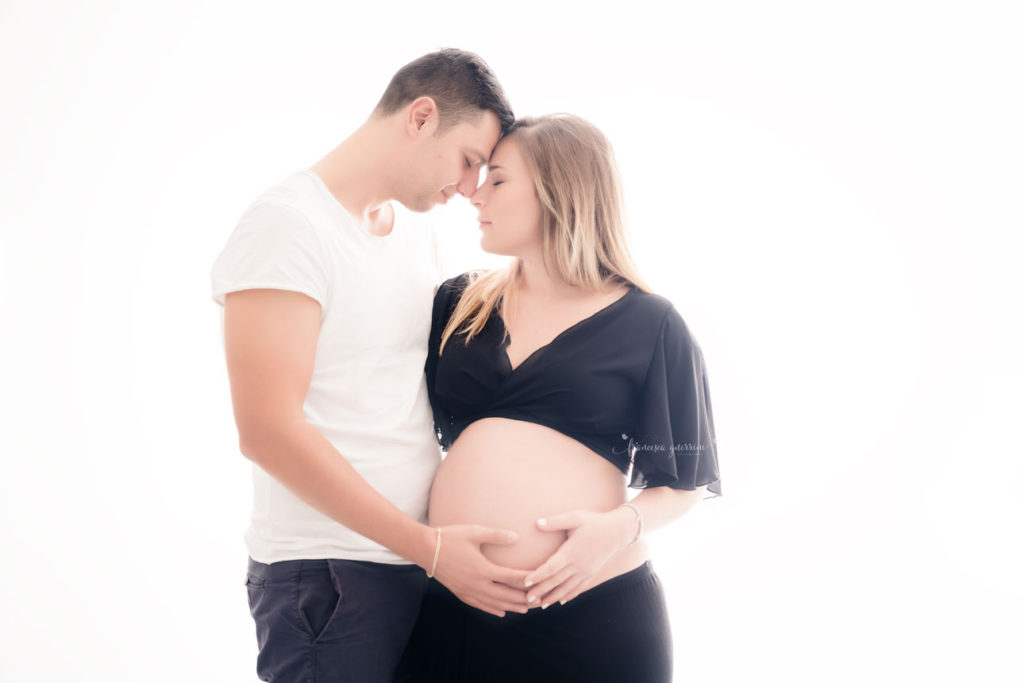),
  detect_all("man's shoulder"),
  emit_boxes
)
[232,171,317,228]
[253,169,322,209]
